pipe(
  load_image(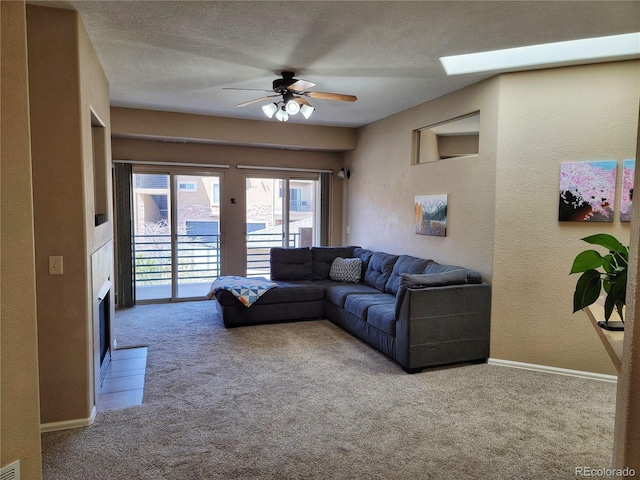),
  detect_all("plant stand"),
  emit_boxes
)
[583,303,624,374]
